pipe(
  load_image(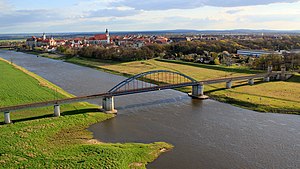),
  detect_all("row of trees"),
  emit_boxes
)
[252,53,300,71]
[77,46,156,61]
